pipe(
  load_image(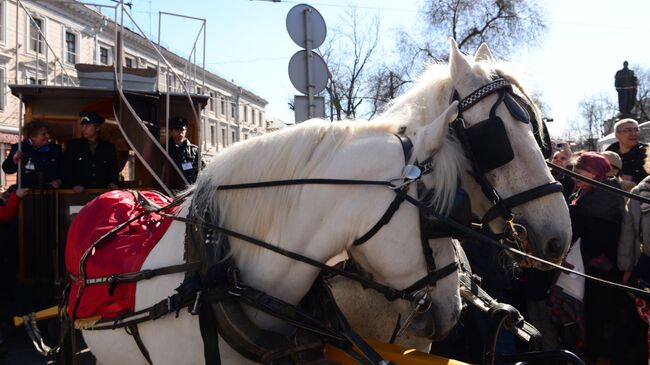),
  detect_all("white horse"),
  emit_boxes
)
[78,39,571,364]
[330,41,573,350]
